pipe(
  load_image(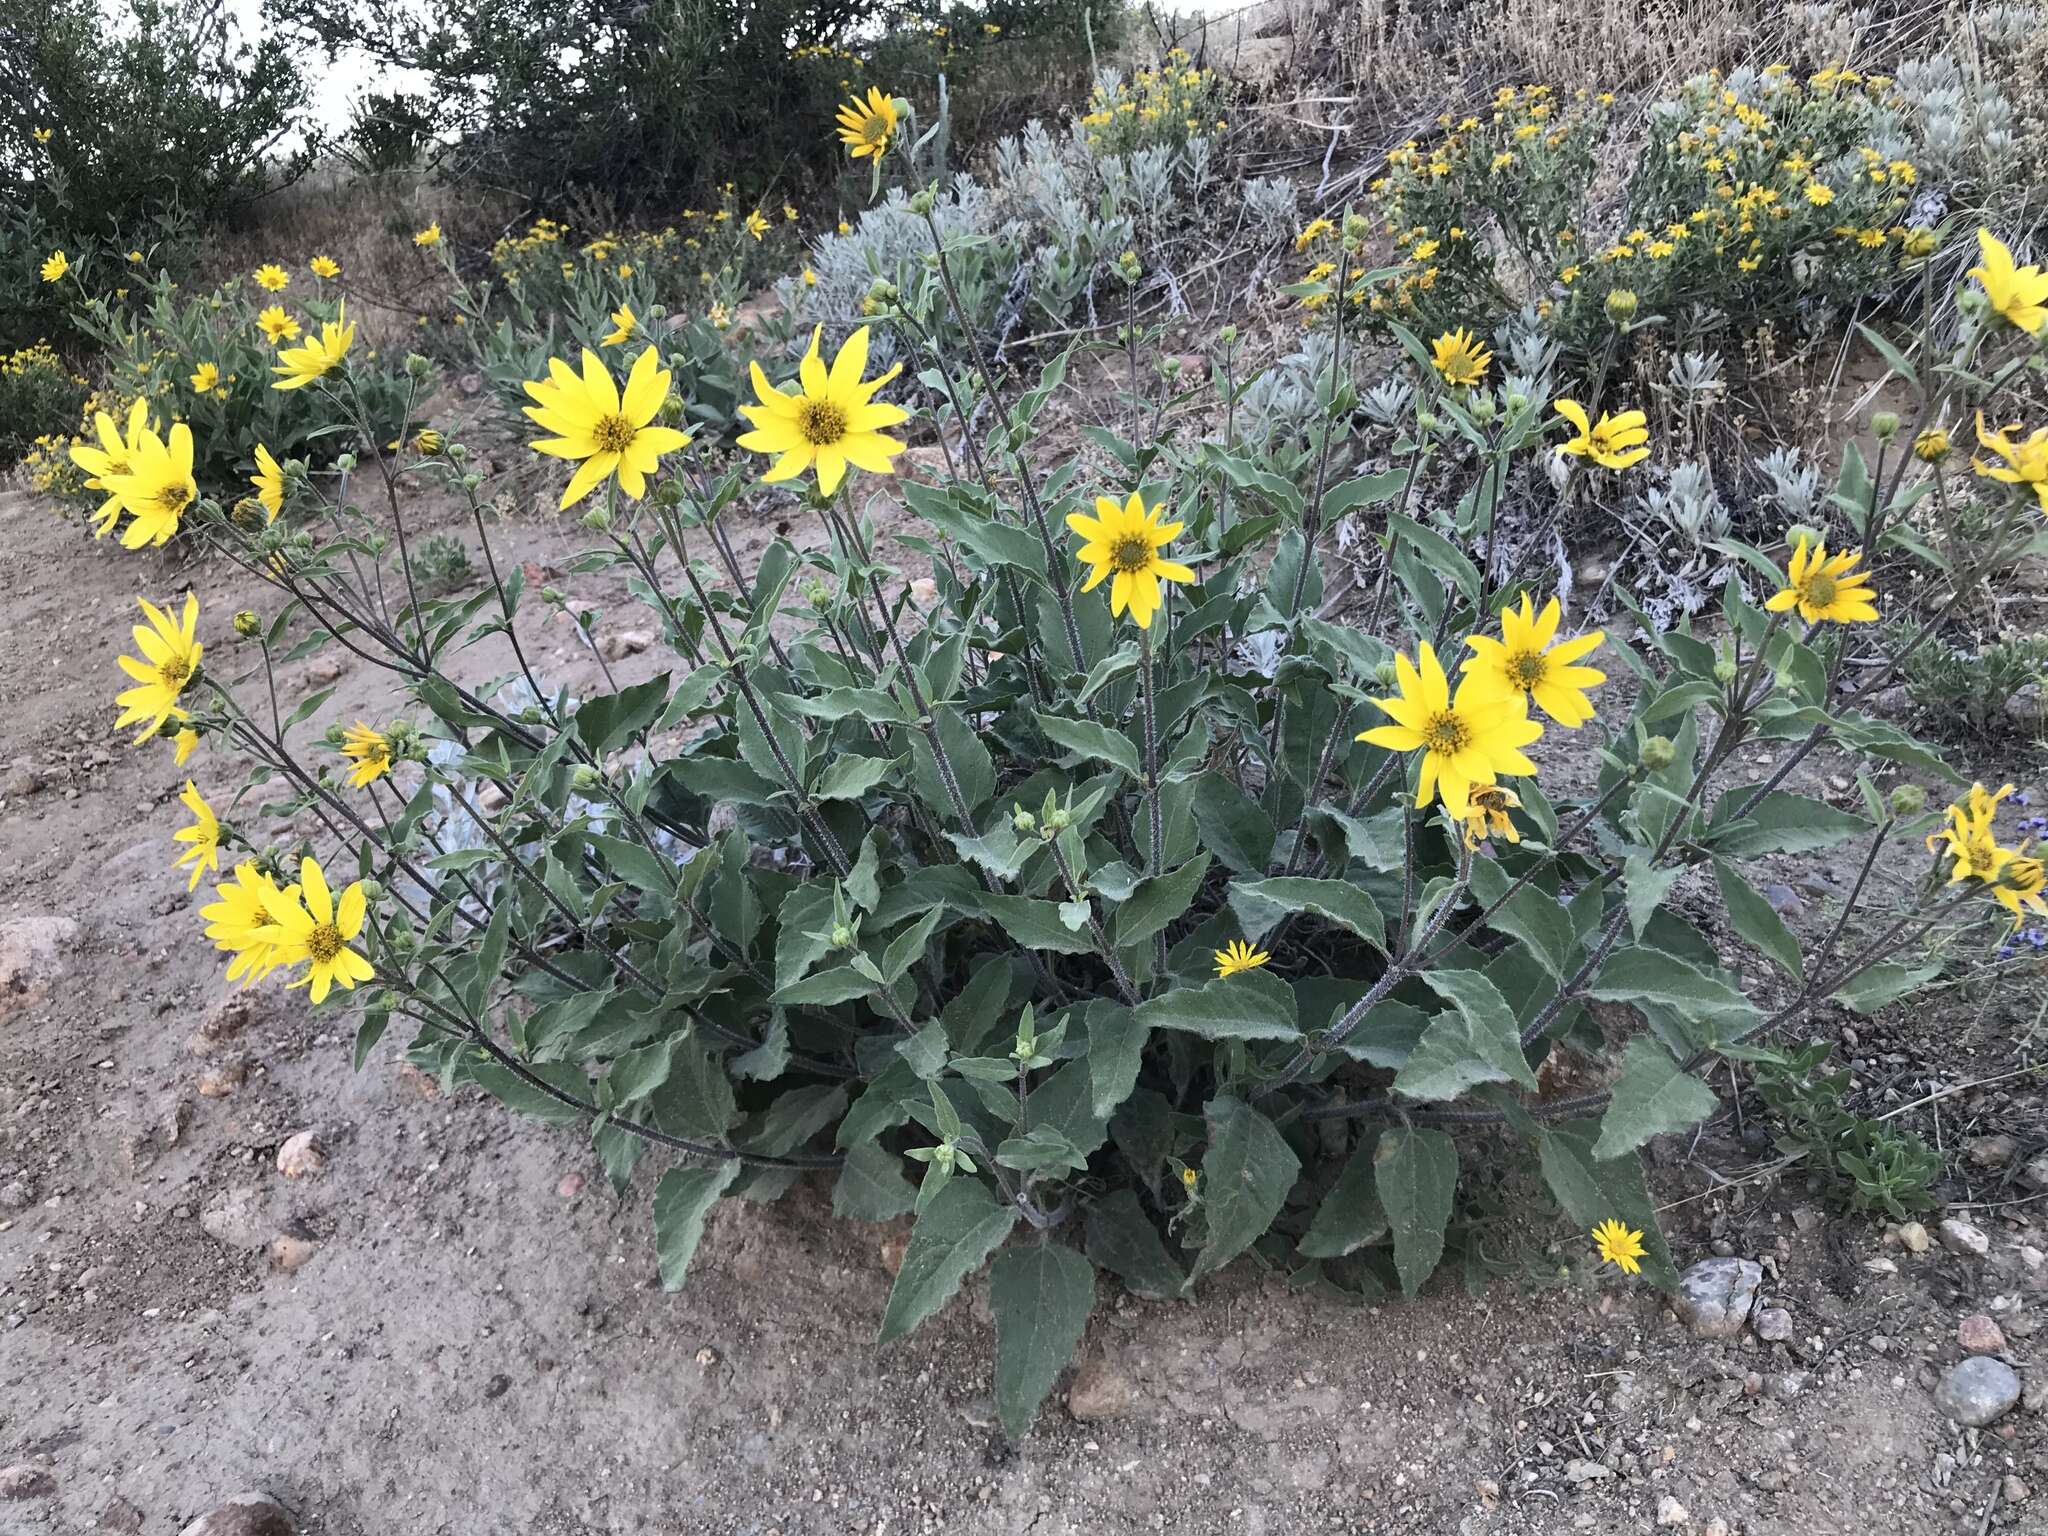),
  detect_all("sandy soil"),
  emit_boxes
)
[1,480,2043,1536]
